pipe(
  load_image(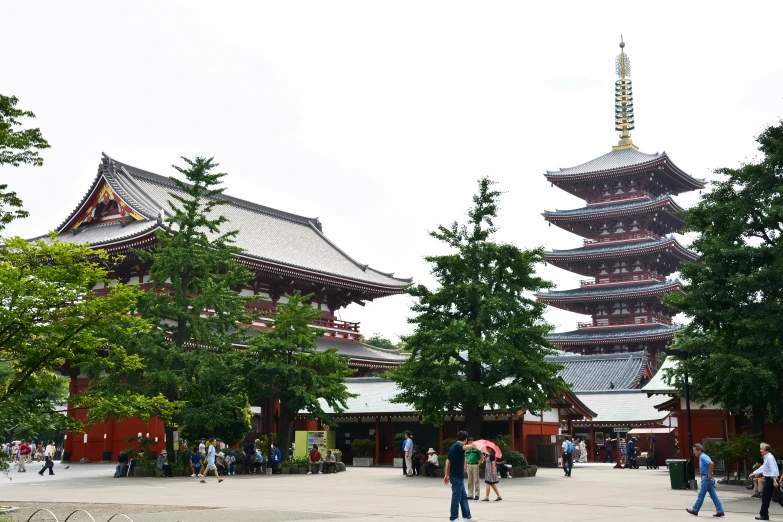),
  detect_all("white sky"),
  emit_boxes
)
[5,1,783,342]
